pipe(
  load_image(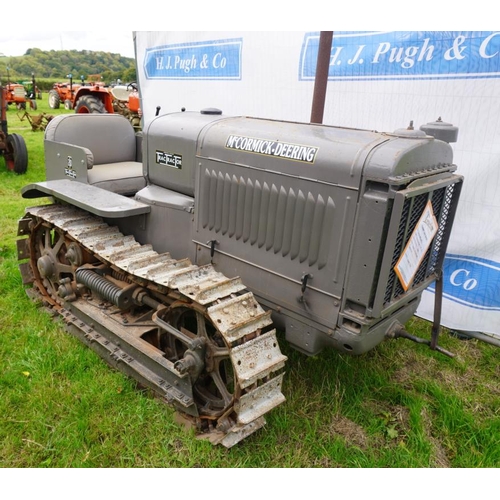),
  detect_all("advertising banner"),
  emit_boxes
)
[134,31,500,338]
